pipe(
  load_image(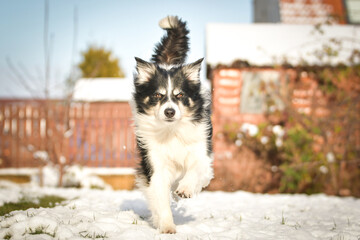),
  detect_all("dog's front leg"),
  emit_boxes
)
[146,169,176,234]
[176,153,213,198]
